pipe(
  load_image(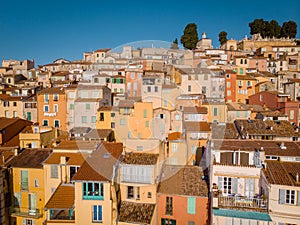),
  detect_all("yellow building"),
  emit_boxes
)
[96,106,115,130]
[0,94,25,118]
[235,75,257,104]
[19,125,57,148]
[72,142,123,225]
[10,148,52,225]
[203,101,227,123]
